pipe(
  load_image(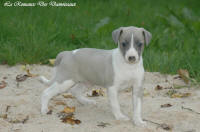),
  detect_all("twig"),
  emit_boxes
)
[144,119,172,131]
[182,106,200,114]
[143,119,160,125]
